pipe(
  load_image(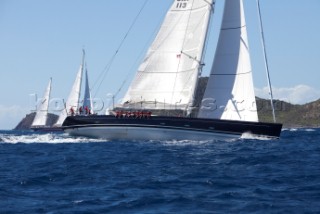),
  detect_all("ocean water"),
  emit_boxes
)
[0,129,319,213]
